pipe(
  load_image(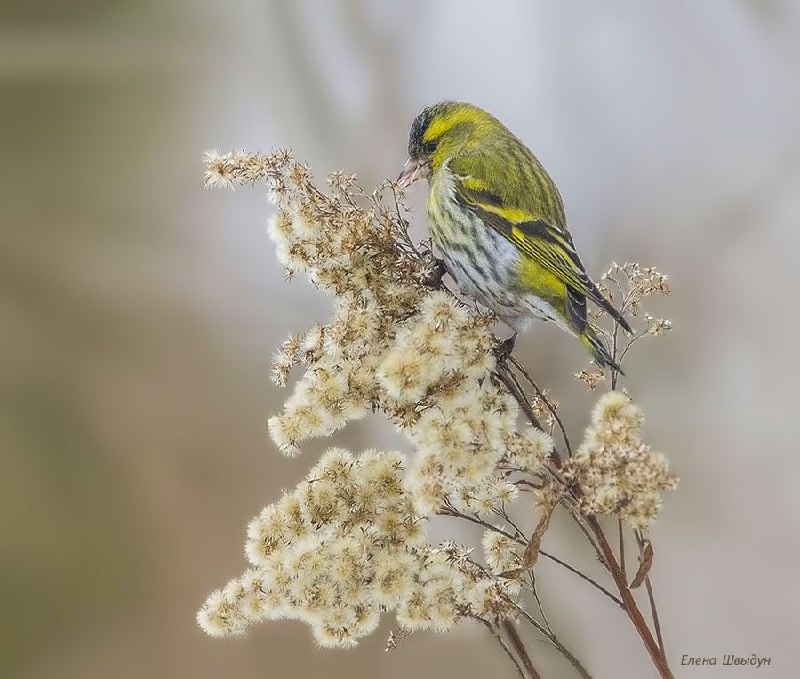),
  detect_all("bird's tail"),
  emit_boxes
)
[580,326,624,374]
[587,282,633,334]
